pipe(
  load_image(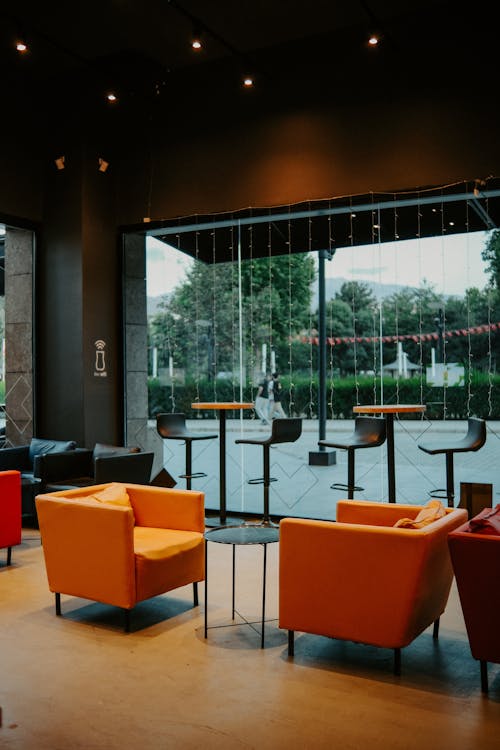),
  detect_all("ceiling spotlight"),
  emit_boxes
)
[243,75,254,88]
[191,27,203,50]
[16,40,28,53]
[106,92,118,103]
[54,156,65,171]
[98,158,109,173]
[368,33,380,46]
